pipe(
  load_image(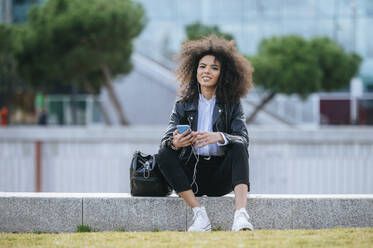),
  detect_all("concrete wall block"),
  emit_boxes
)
[127,197,187,232]
[337,199,373,227]
[292,198,373,229]
[0,196,82,233]
[1,193,373,233]
[248,197,293,229]
[83,197,130,232]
